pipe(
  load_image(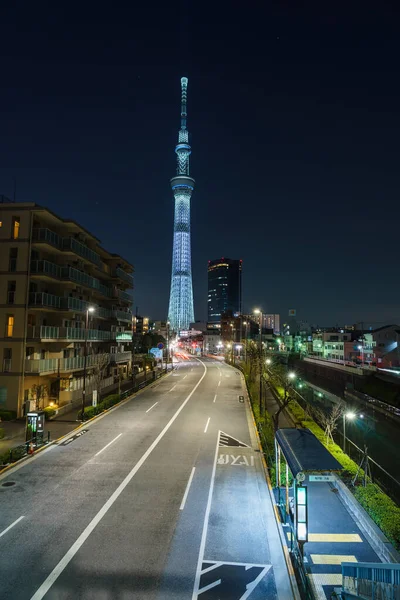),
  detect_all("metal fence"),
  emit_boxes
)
[1,433,51,467]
